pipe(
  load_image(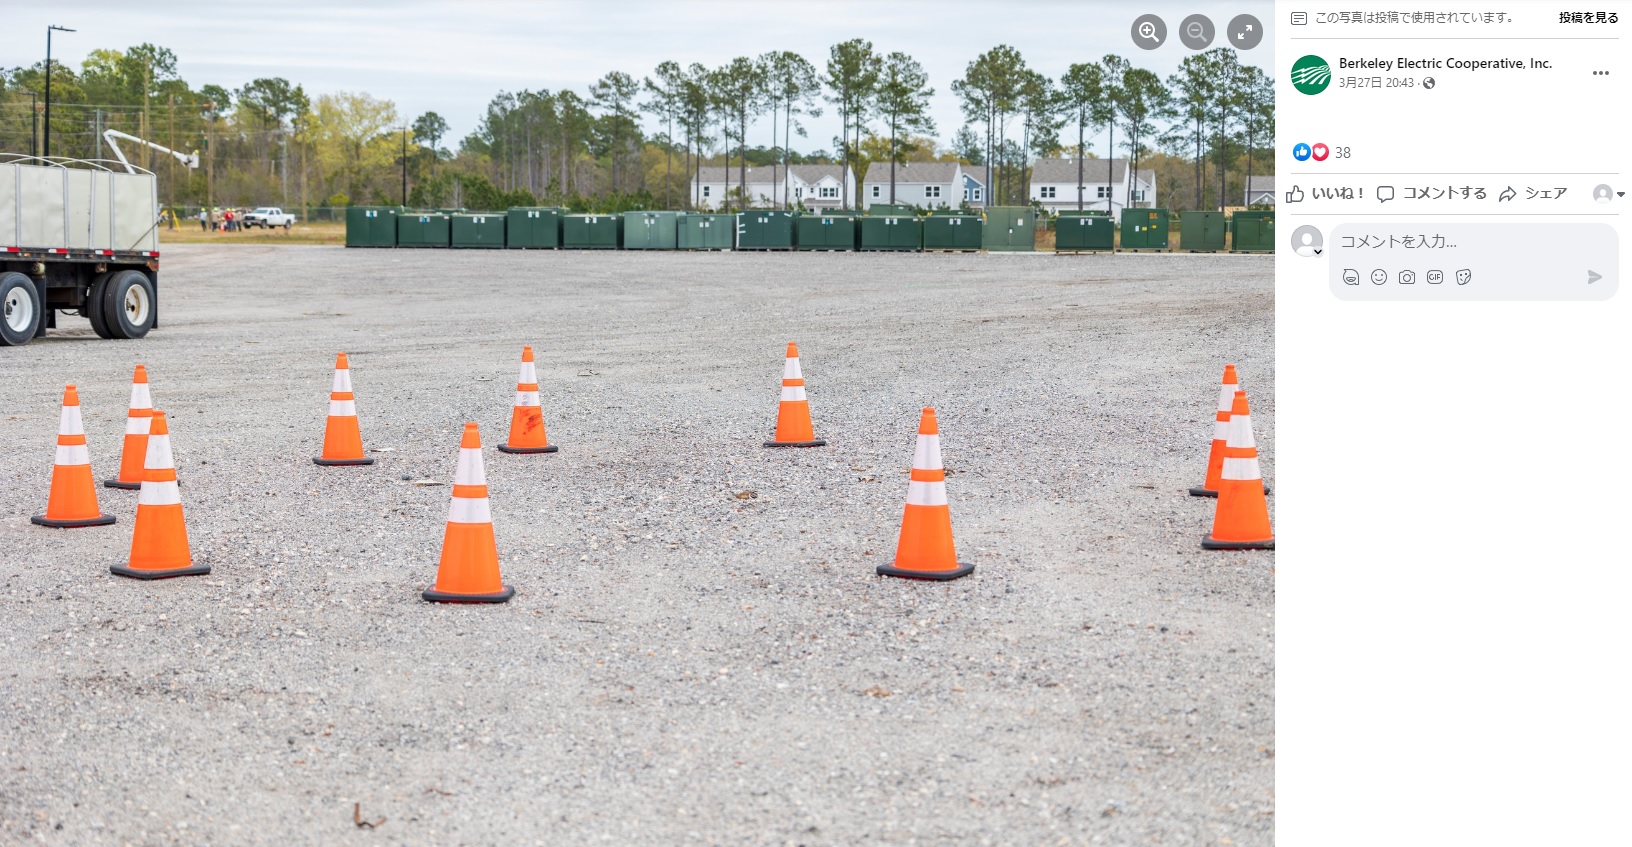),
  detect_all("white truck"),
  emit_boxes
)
[242,207,296,229]
[2,152,172,346]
